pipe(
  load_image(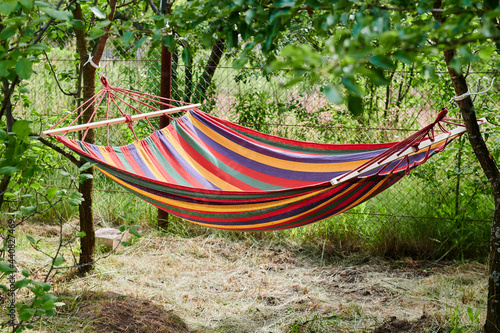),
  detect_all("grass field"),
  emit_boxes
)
[1,222,487,332]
